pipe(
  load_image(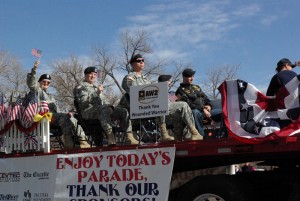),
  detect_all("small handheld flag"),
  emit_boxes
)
[31,48,42,58]
[168,91,177,102]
